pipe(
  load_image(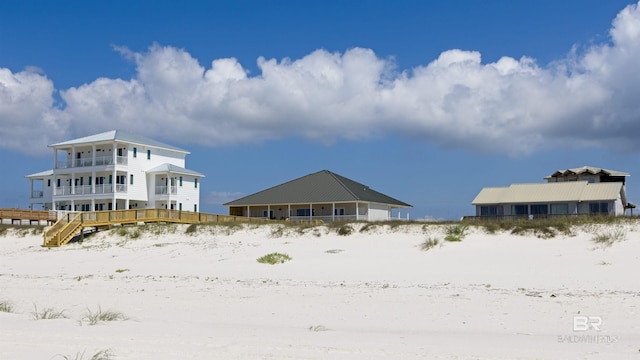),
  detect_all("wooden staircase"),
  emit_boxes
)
[43,209,268,247]
[43,213,83,247]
